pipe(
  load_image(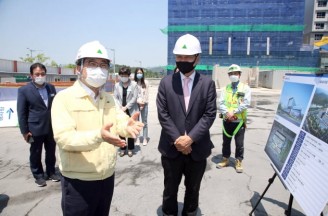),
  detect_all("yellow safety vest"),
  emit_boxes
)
[222,83,247,138]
